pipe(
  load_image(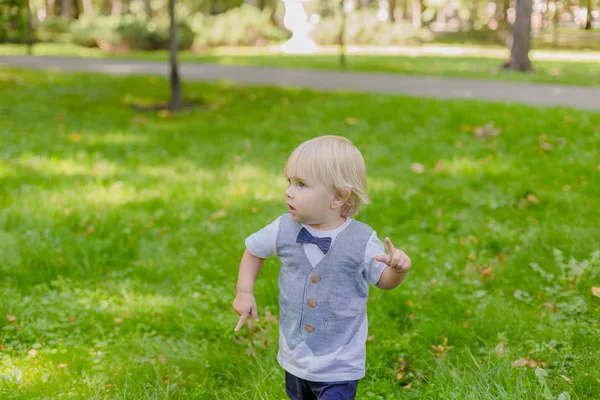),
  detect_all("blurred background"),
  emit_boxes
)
[1,0,598,55]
